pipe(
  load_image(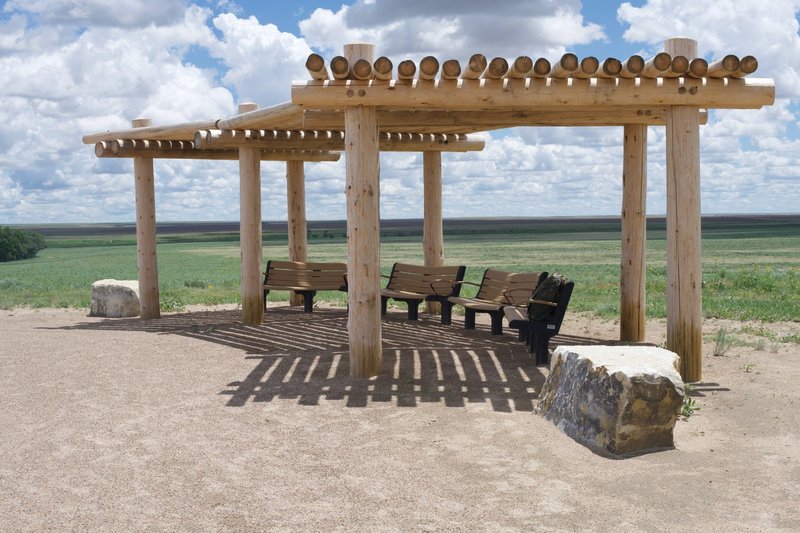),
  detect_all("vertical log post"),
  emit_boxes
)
[286,160,308,306]
[344,43,382,378]
[238,102,264,326]
[665,38,702,382]
[620,124,647,342]
[423,151,444,314]
[132,118,161,319]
